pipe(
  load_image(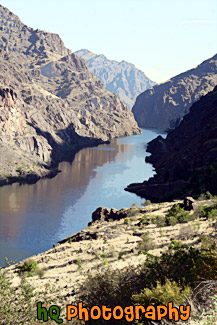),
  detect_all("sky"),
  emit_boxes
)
[0,0,216,83]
